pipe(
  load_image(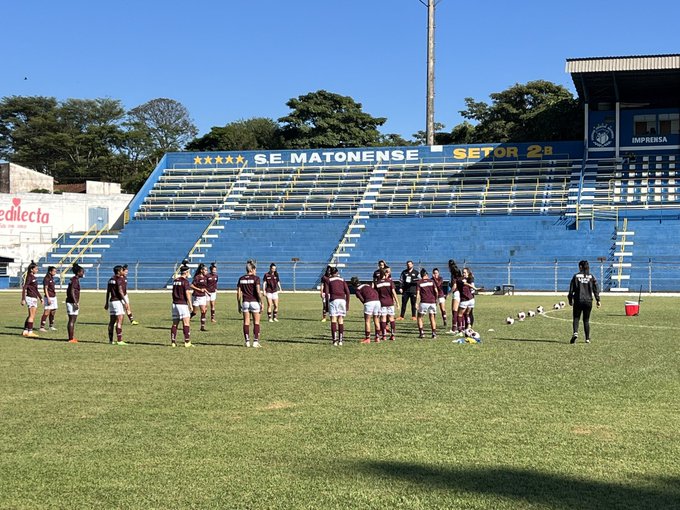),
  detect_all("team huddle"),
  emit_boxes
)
[20,258,478,347]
